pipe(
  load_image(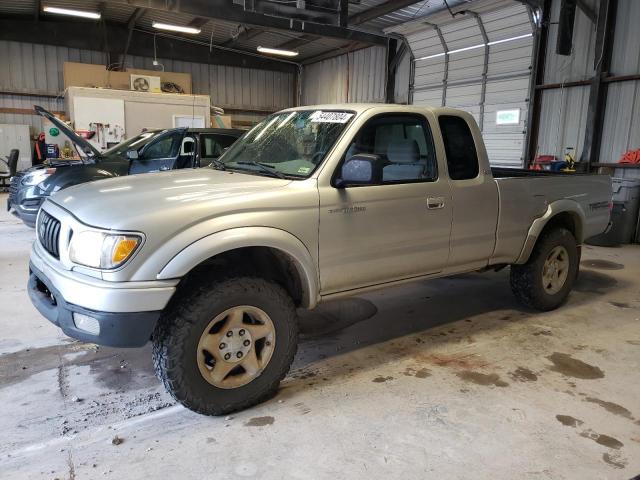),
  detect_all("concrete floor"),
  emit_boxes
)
[1,192,639,479]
